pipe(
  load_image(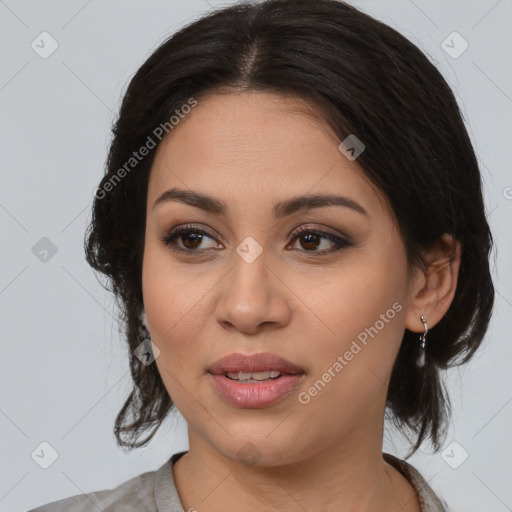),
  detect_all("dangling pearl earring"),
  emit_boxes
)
[417,315,428,367]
